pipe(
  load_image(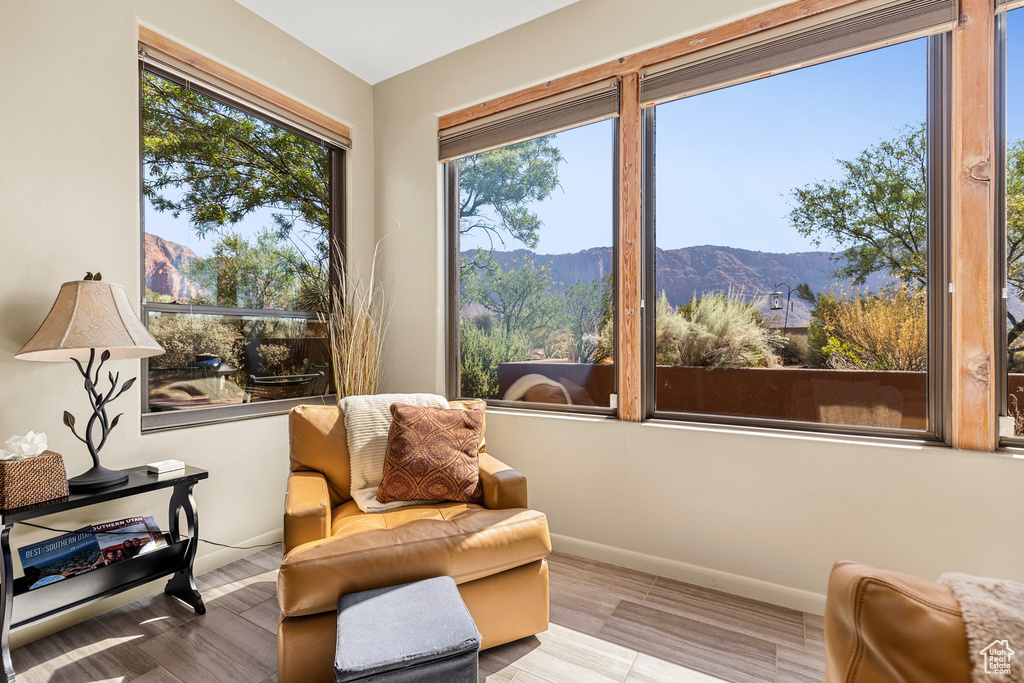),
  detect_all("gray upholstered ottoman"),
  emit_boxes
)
[335,576,481,682]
